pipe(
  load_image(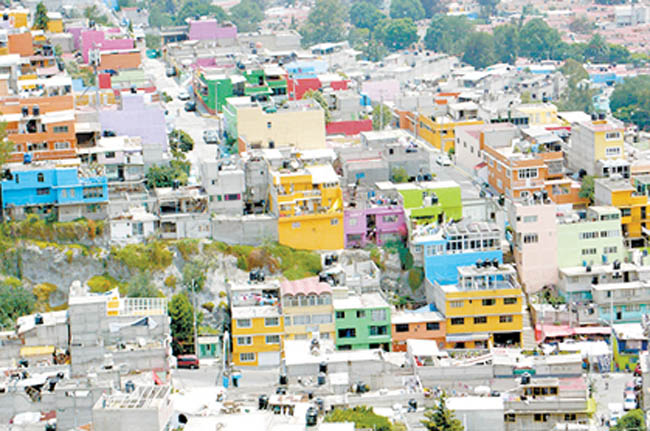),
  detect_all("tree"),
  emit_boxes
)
[169,129,194,152]
[424,16,473,55]
[34,2,49,30]
[610,75,650,130]
[325,407,392,431]
[579,175,595,203]
[421,392,464,431]
[229,0,264,32]
[607,43,630,64]
[299,0,347,47]
[145,34,161,50]
[146,155,190,188]
[614,409,645,431]
[302,89,331,123]
[376,18,418,51]
[493,24,519,64]
[420,0,445,18]
[391,167,408,183]
[169,293,195,355]
[462,32,496,69]
[126,271,162,298]
[372,104,391,130]
[584,33,609,63]
[175,0,228,25]
[477,0,499,20]
[182,258,208,291]
[0,280,36,330]
[389,0,425,21]
[149,3,174,27]
[359,34,388,62]
[0,121,13,168]
[568,15,593,34]
[518,18,562,60]
[350,1,385,31]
